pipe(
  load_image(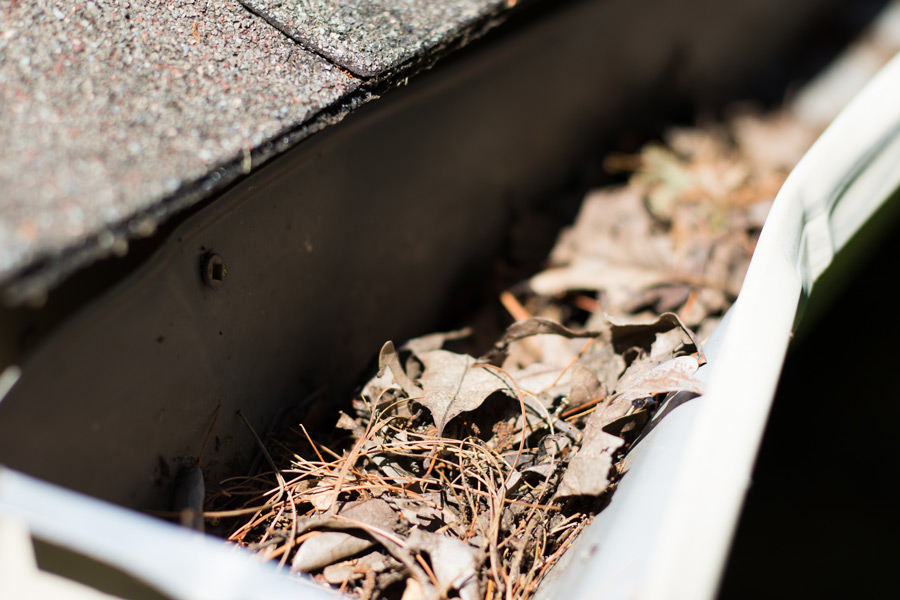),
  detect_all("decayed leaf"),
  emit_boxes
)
[402,327,472,354]
[335,411,366,440]
[485,317,606,365]
[386,494,458,529]
[548,186,666,270]
[621,283,693,315]
[529,258,671,298]
[495,318,605,348]
[555,416,624,498]
[508,362,572,397]
[406,529,482,600]
[322,551,389,585]
[292,499,399,572]
[609,311,706,365]
[589,356,704,433]
[567,364,604,409]
[417,350,514,434]
[576,339,626,395]
[360,367,402,409]
[401,577,425,600]
[614,356,704,404]
[378,341,424,398]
